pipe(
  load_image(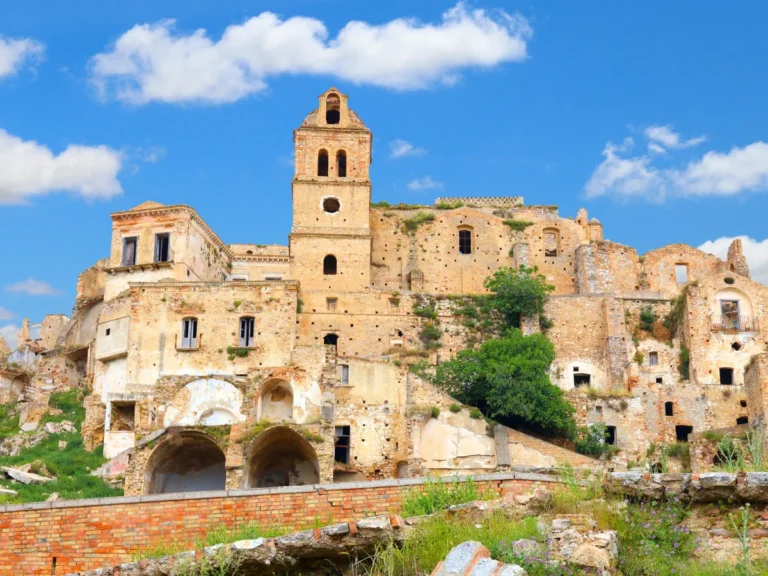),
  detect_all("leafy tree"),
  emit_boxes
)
[433,328,575,437]
[483,265,554,328]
